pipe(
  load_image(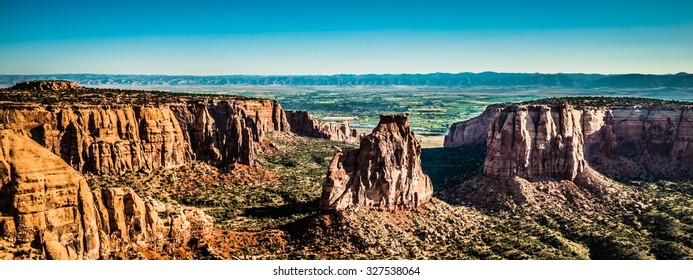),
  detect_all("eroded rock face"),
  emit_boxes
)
[171,100,289,166]
[0,130,213,259]
[1,105,193,175]
[484,104,586,180]
[481,104,693,180]
[9,80,80,91]
[0,99,289,174]
[444,105,502,147]
[320,114,433,212]
[285,110,361,144]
